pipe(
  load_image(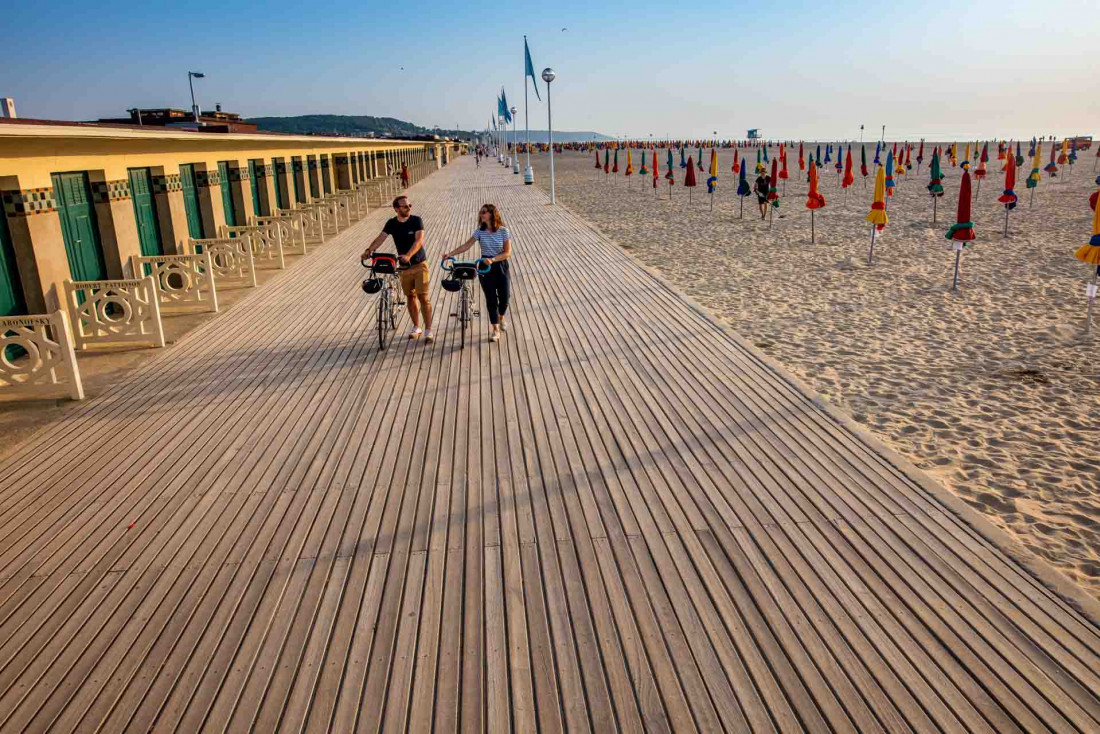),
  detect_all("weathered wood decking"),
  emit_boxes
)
[0,157,1098,732]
